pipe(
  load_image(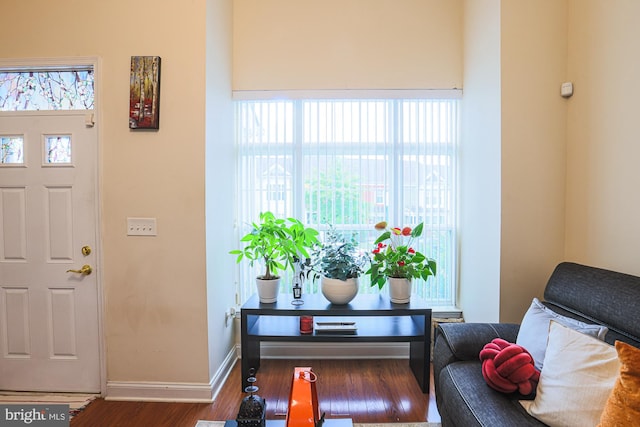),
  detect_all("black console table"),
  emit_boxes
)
[240,293,432,393]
